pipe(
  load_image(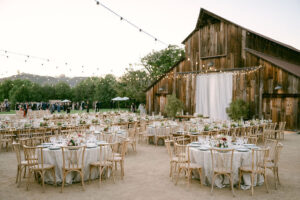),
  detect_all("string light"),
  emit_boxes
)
[0,50,100,77]
[161,65,263,80]
[94,0,168,46]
